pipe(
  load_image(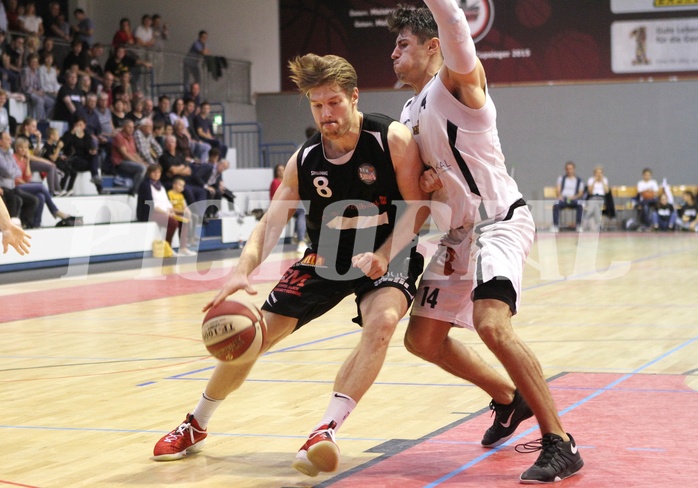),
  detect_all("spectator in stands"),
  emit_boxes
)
[152,94,172,128]
[552,161,584,232]
[20,54,53,122]
[152,119,165,147]
[0,131,38,228]
[636,167,659,231]
[104,45,151,87]
[169,97,188,127]
[112,18,135,49]
[650,192,676,231]
[134,15,155,49]
[98,71,114,105]
[184,98,197,132]
[7,34,24,79]
[0,89,10,134]
[60,116,102,195]
[111,97,127,129]
[184,82,201,112]
[110,119,146,195]
[150,14,168,81]
[50,12,71,44]
[194,101,227,158]
[85,42,105,86]
[72,8,94,49]
[45,2,70,43]
[583,165,610,232]
[158,134,209,217]
[173,119,209,163]
[136,163,192,257]
[127,97,145,125]
[167,176,196,255]
[116,70,134,104]
[4,0,19,32]
[79,74,94,98]
[676,190,698,231]
[38,37,55,64]
[134,117,162,165]
[12,137,71,226]
[38,52,60,103]
[183,30,210,86]
[15,117,61,196]
[39,126,68,195]
[17,1,43,36]
[270,162,307,252]
[204,147,235,209]
[143,97,154,120]
[80,93,100,135]
[151,14,168,50]
[0,31,19,93]
[62,39,89,77]
[95,92,115,138]
[53,71,83,123]
[89,93,113,174]
[22,34,40,66]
